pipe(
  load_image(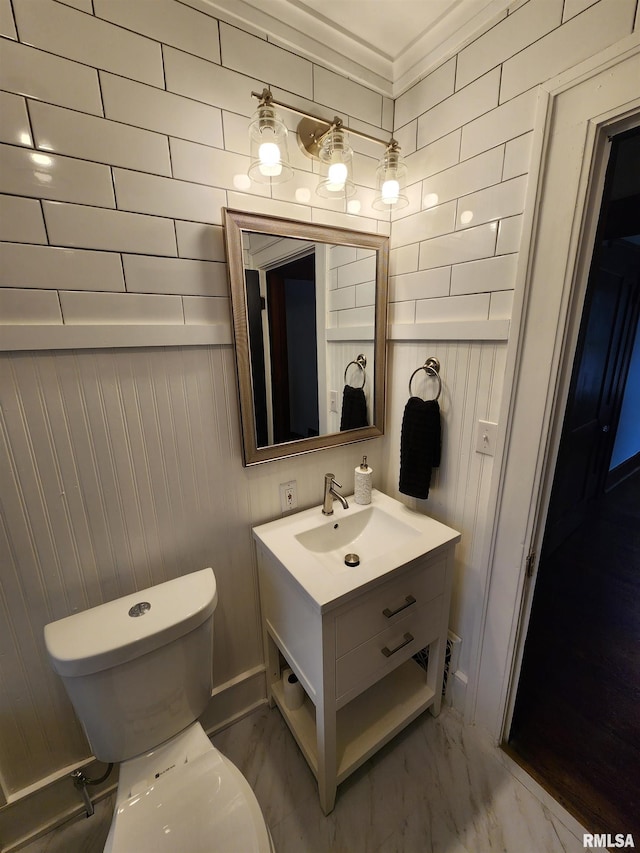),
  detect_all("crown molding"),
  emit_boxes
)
[181,0,513,99]
[181,0,394,96]
[393,0,512,97]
